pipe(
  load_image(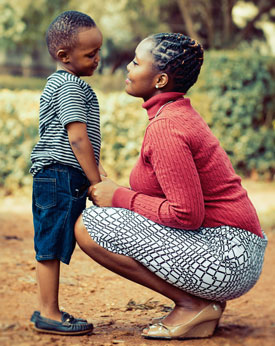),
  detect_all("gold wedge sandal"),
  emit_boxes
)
[142,302,222,340]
